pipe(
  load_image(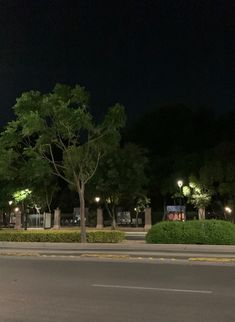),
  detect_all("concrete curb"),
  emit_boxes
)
[0,241,235,263]
[1,240,235,251]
